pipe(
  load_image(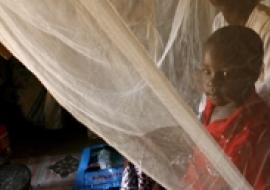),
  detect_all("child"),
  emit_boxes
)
[199,0,270,118]
[121,26,270,190]
[185,26,270,190]
[208,0,270,86]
